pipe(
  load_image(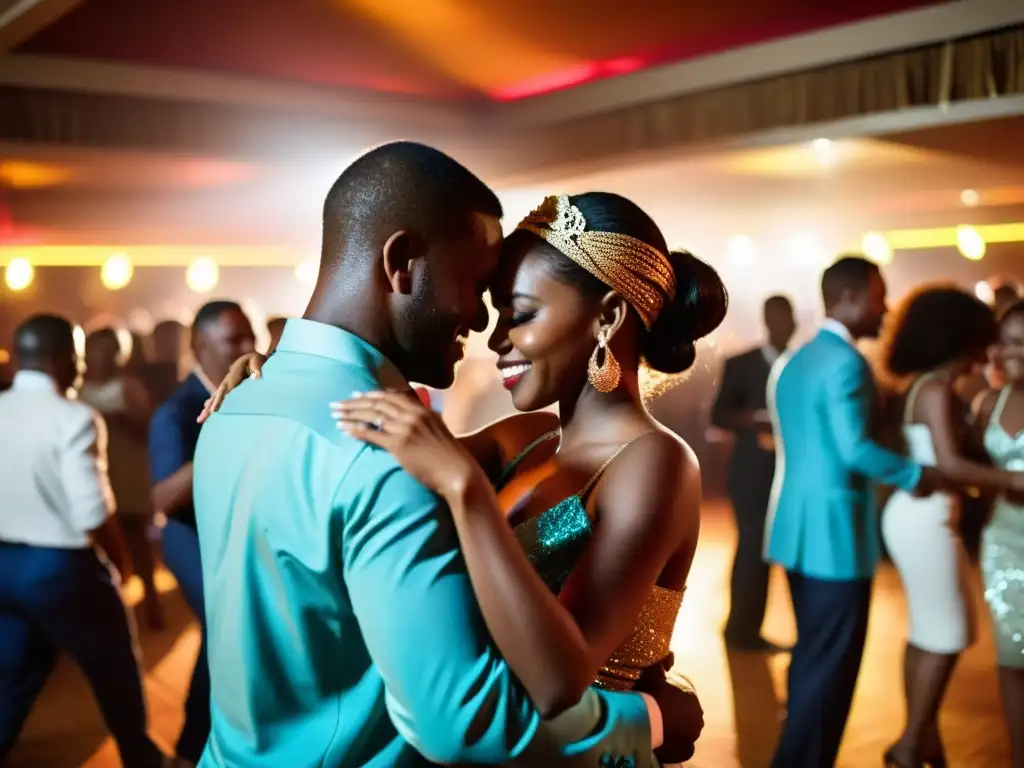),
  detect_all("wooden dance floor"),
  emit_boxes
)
[8,501,1011,767]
